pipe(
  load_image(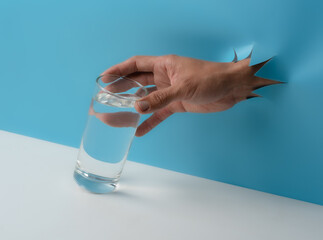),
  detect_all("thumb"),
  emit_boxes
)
[135,87,180,114]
